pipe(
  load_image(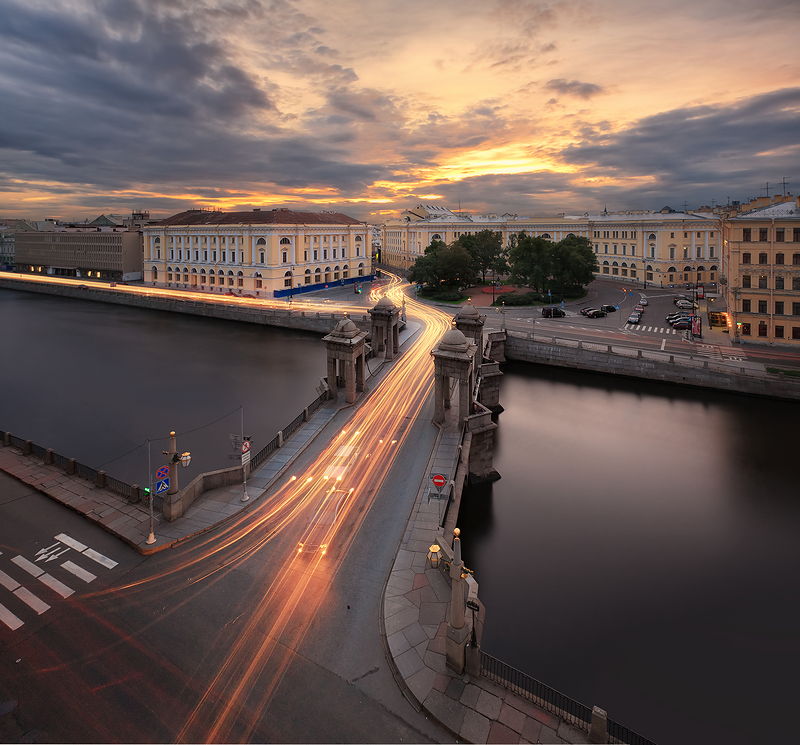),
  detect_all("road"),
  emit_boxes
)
[1,275,456,743]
